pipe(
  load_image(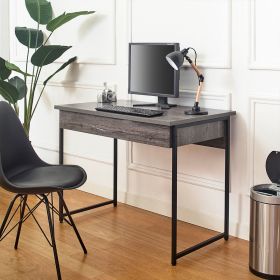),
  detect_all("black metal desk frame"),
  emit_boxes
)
[58,131,118,217]
[57,102,232,266]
